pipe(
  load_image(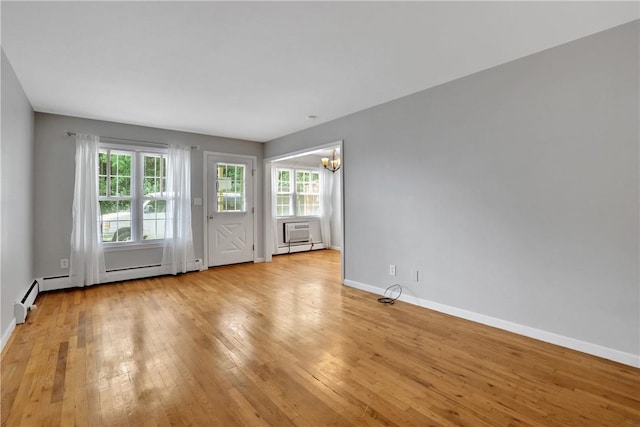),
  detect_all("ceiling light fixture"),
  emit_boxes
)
[321,150,341,173]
